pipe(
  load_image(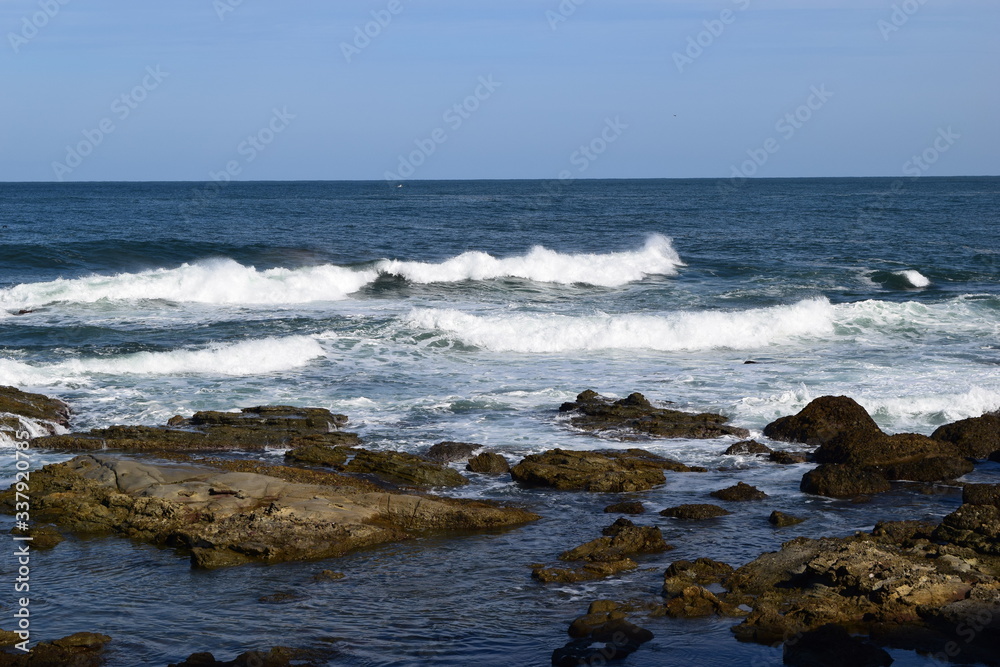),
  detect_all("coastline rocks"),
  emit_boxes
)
[0,454,537,568]
[533,520,669,584]
[763,396,882,447]
[963,483,1000,507]
[424,441,480,463]
[724,440,773,456]
[662,558,733,597]
[283,441,352,468]
[555,603,654,667]
[10,523,63,549]
[0,385,70,435]
[659,504,730,520]
[711,482,768,501]
[769,511,806,528]
[663,585,738,618]
[0,632,112,667]
[933,503,1000,554]
[604,501,645,515]
[343,449,469,487]
[783,624,893,667]
[558,390,749,440]
[510,448,704,493]
[800,464,891,498]
[931,413,1000,459]
[725,527,1000,656]
[466,452,510,475]
[168,646,334,667]
[34,406,358,453]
